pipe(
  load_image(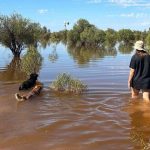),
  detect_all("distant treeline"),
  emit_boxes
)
[0,13,150,58]
[51,19,150,49]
